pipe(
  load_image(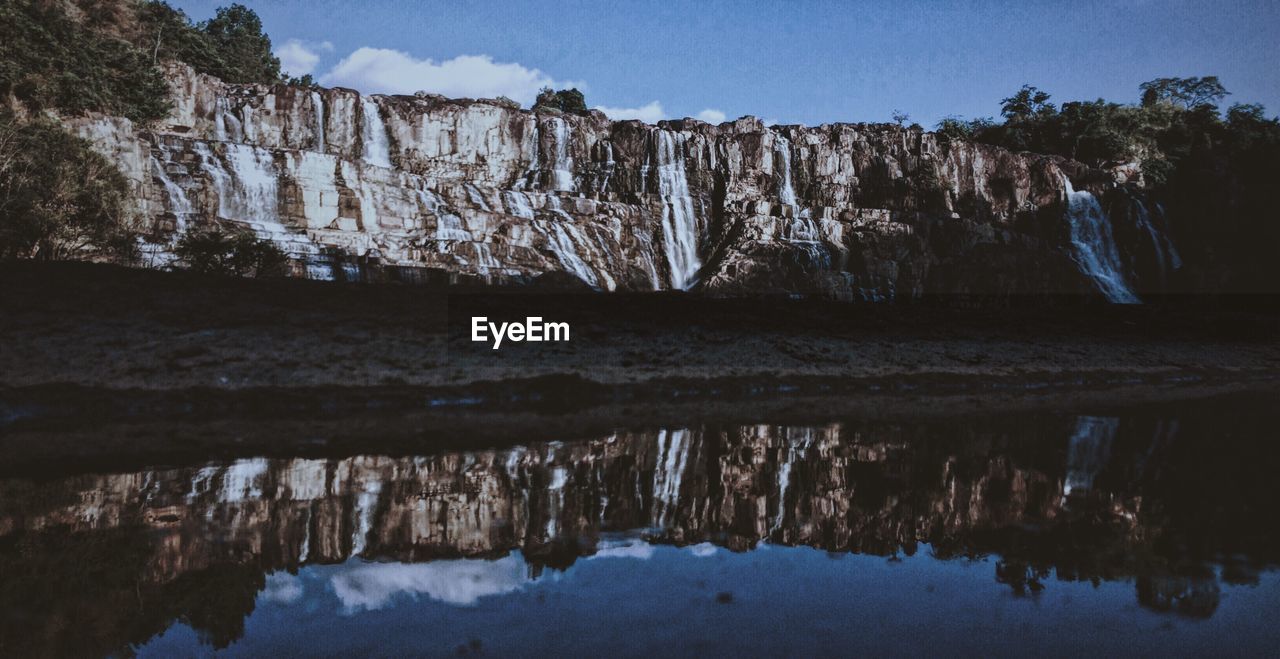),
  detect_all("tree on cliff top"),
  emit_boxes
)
[196,4,281,84]
[533,87,590,115]
[1140,76,1229,110]
[140,2,281,85]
